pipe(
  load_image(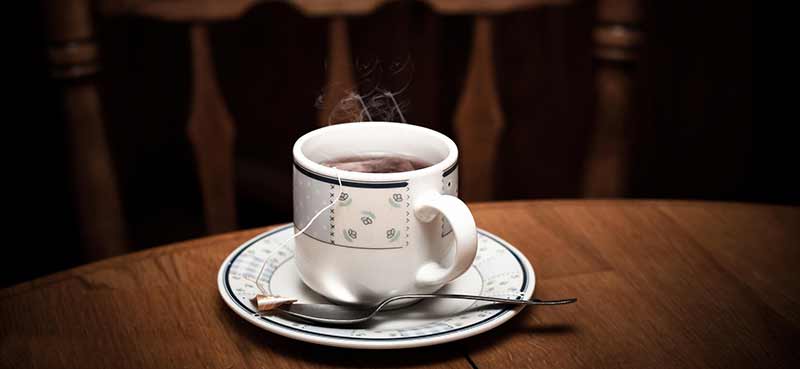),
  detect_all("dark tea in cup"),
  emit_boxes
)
[321,153,433,173]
